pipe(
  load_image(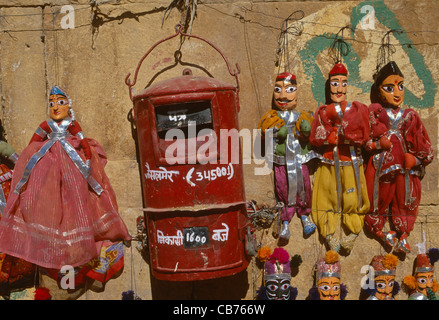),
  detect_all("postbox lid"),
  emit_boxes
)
[133,71,237,101]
